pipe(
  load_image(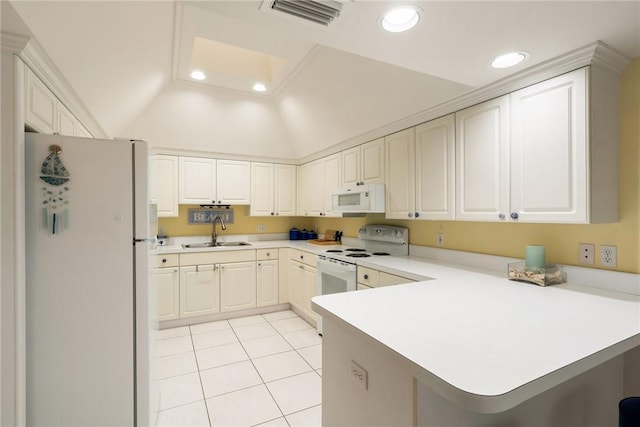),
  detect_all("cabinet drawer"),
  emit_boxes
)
[155,254,179,268]
[289,249,317,267]
[257,248,278,260]
[379,271,414,287]
[180,250,256,266]
[357,266,380,287]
